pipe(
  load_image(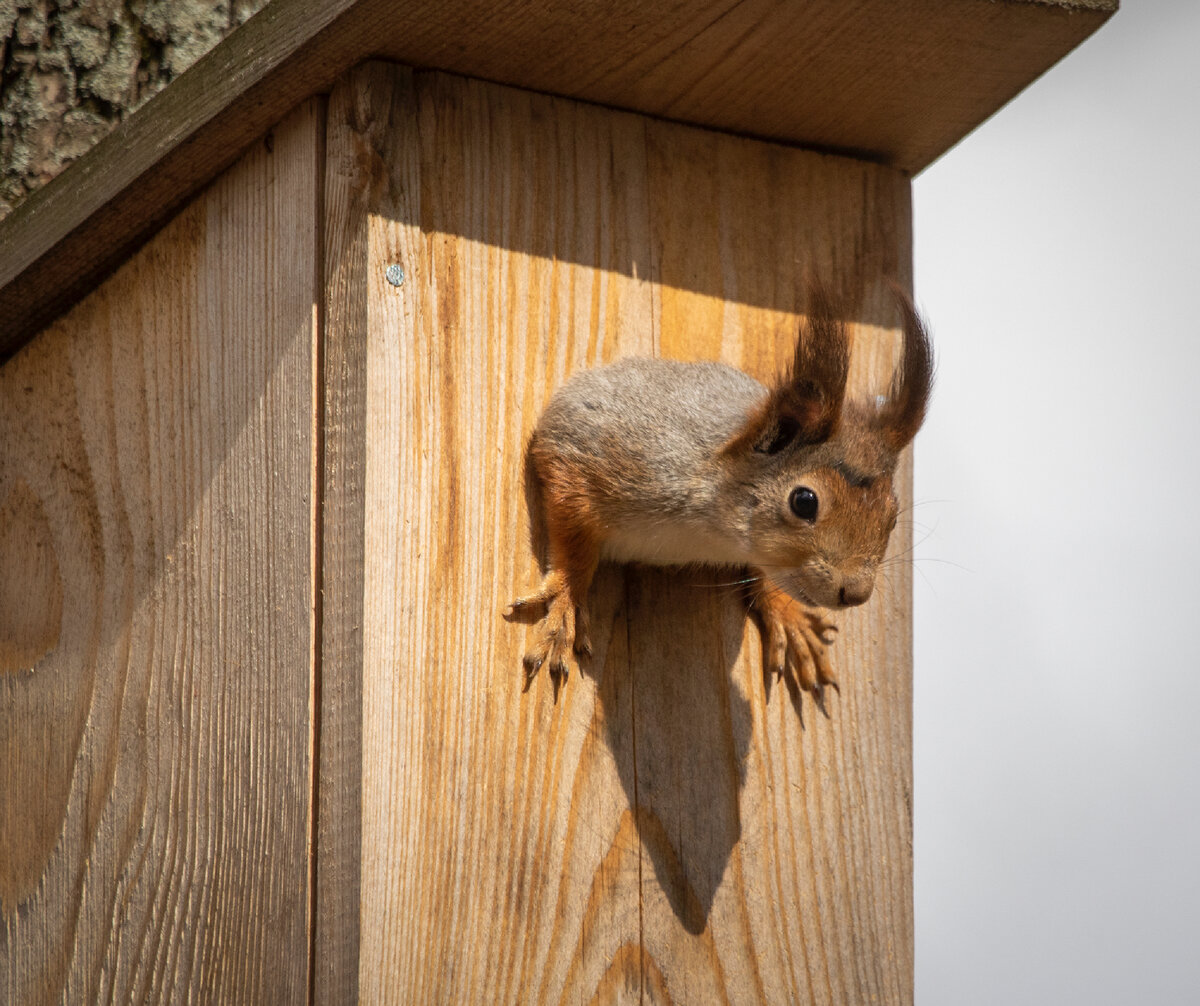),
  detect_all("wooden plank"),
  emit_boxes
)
[0,0,1113,358]
[636,125,916,1005]
[0,101,321,1004]
[336,66,914,1003]
[313,61,423,1005]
